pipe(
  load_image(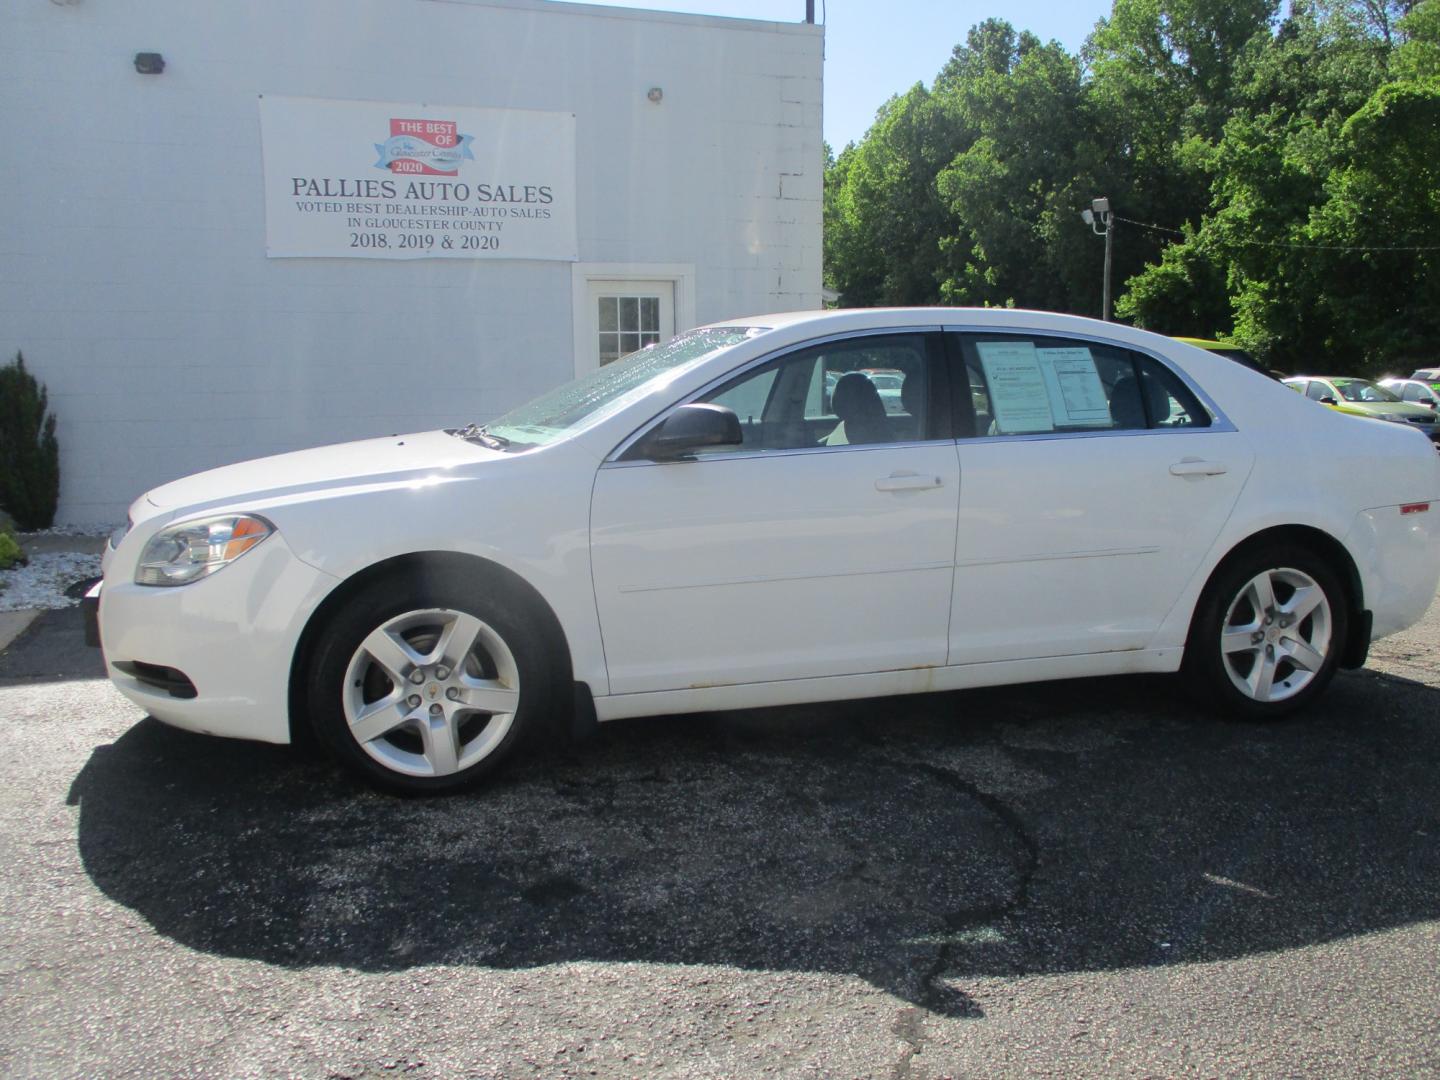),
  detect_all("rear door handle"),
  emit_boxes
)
[1169,459,1228,477]
[875,472,943,492]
